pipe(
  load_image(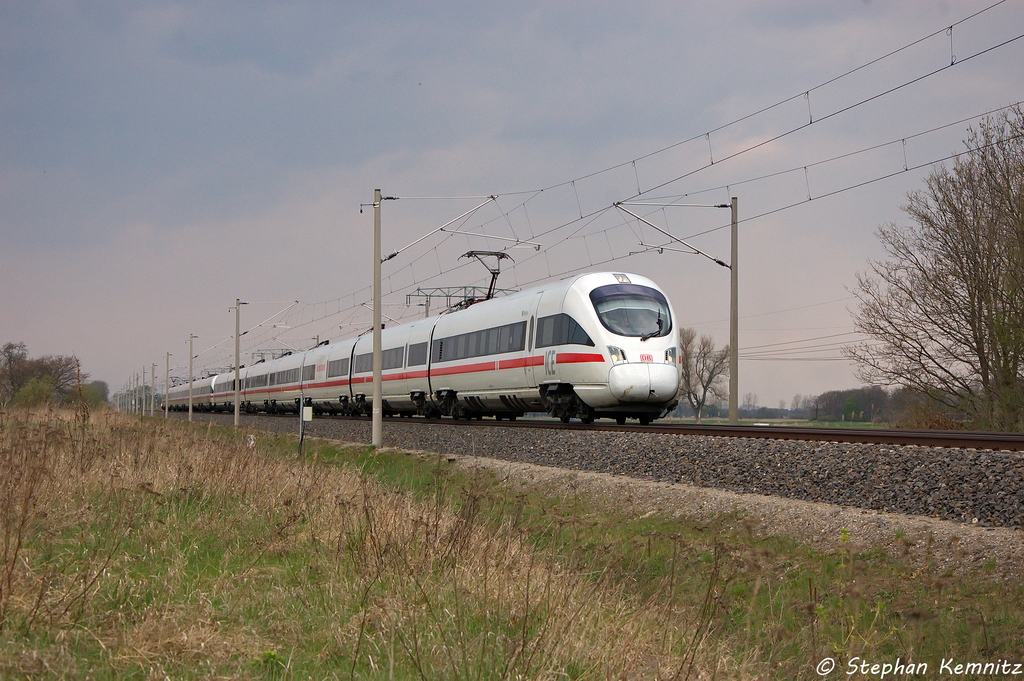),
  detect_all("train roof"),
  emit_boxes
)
[202,271,667,382]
